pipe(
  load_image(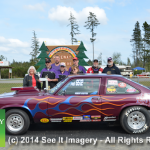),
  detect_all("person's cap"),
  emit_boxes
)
[45,58,51,63]
[93,59,98,62]
[73,57,78,60]
[107,57,113,61]
[60,62,66,67]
